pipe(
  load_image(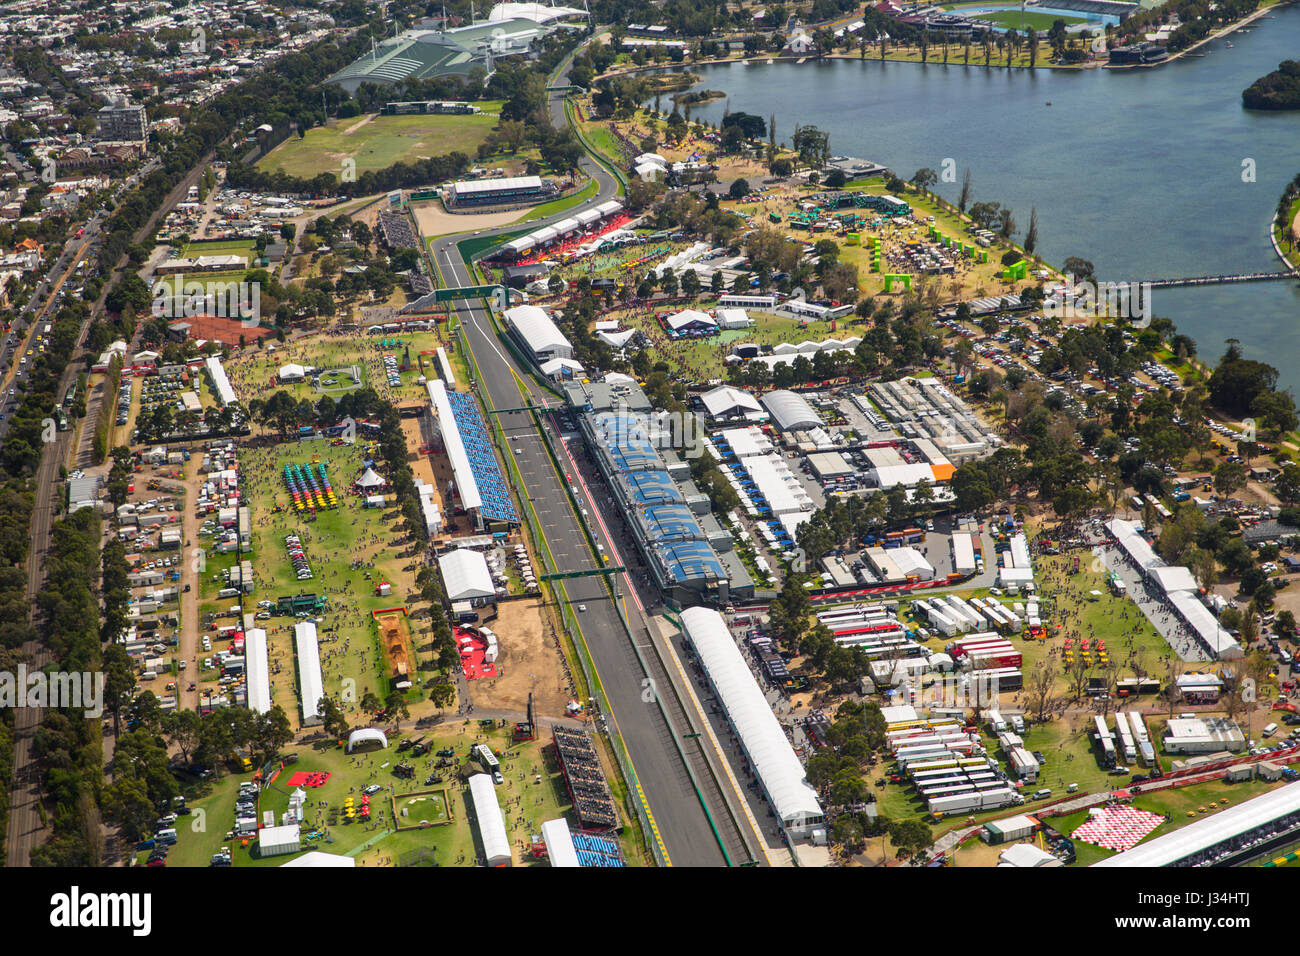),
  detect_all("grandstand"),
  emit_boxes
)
[447,175,553,209]
[425,379,518,529]
[541,816,625,868]
[552,728,618,831]
[377,211,417,249]
[563,378,748,602]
